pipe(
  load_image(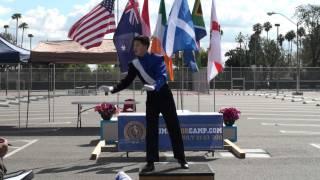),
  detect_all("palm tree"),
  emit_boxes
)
[235,32,244,47]
[263,22,273,41]
[277,34,285,48]
[253,23,263,35]
[19,22,28,47]
[28,34,34,50]
[285,30,296,64]
[235,32,245,66]
[3,25,9,34]
[297,27,306,50]
[11,13,22,45]
[252,23,262,65]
